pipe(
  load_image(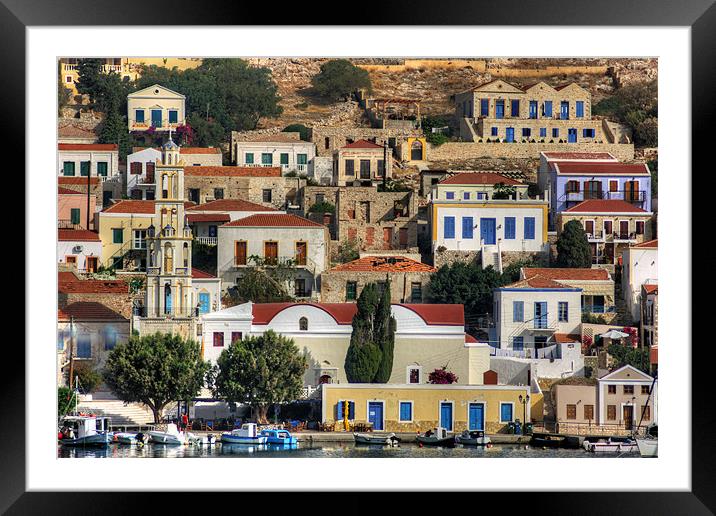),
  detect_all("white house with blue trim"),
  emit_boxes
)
[491,275,582,353]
